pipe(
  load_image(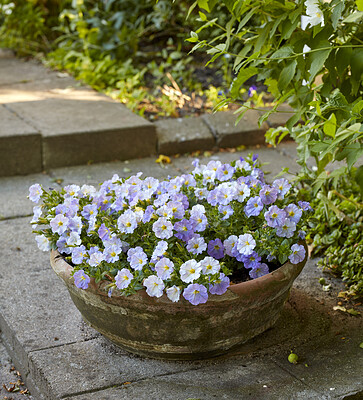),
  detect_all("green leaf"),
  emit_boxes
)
[230,66,258,98]
[323,113,336,138]
[345,143,363,170]
[265,78,279,98]
[270,45,294,60]
[286,112,302,132]
[357,0,363,11]
[350,49,363,95]
[187,1,198,19]
[278,60,297,92]
[197,0,210,12]
[233,43,252,72]
[336,47,352,75]
[269,15,285,38]
[198,11,207,21]
[254,25,269,53]
[332,1,345,29]
[309,48,332,84]
[343,11,363,22]
[237,7,257,32]
[317,193,346,221]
